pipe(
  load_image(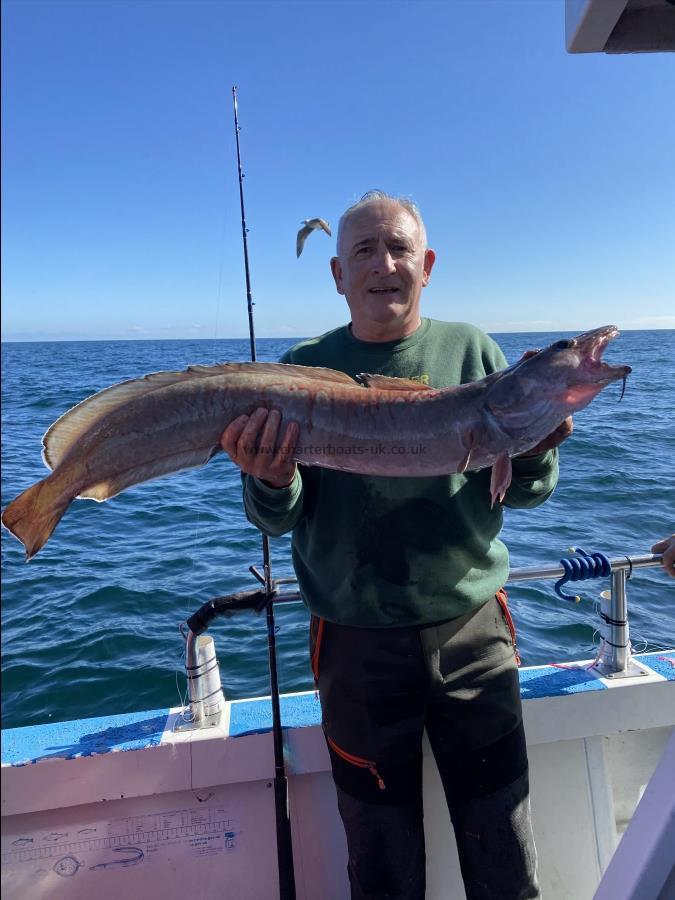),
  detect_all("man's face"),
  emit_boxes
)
[330,200,436,341]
